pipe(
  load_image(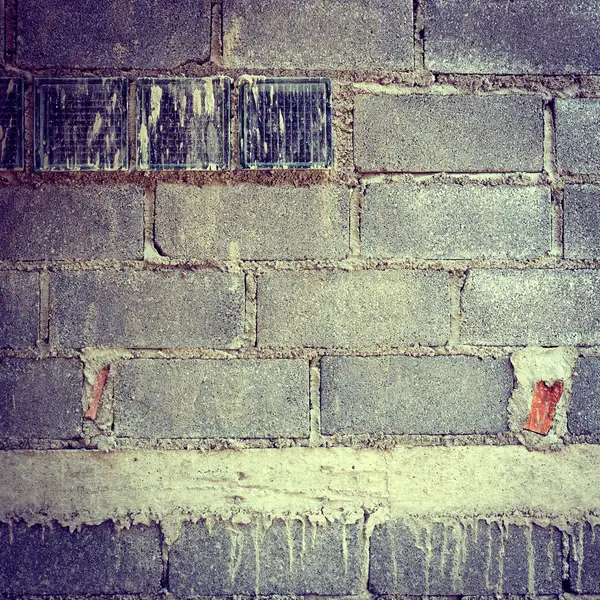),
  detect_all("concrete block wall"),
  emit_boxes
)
[3,0,600,597]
